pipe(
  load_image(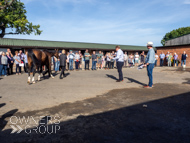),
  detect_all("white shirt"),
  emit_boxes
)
[75,54,80,61]
[135,54,139,60]
[113,49,124,62]
[124,54,128,61]
[155,55,159,60]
